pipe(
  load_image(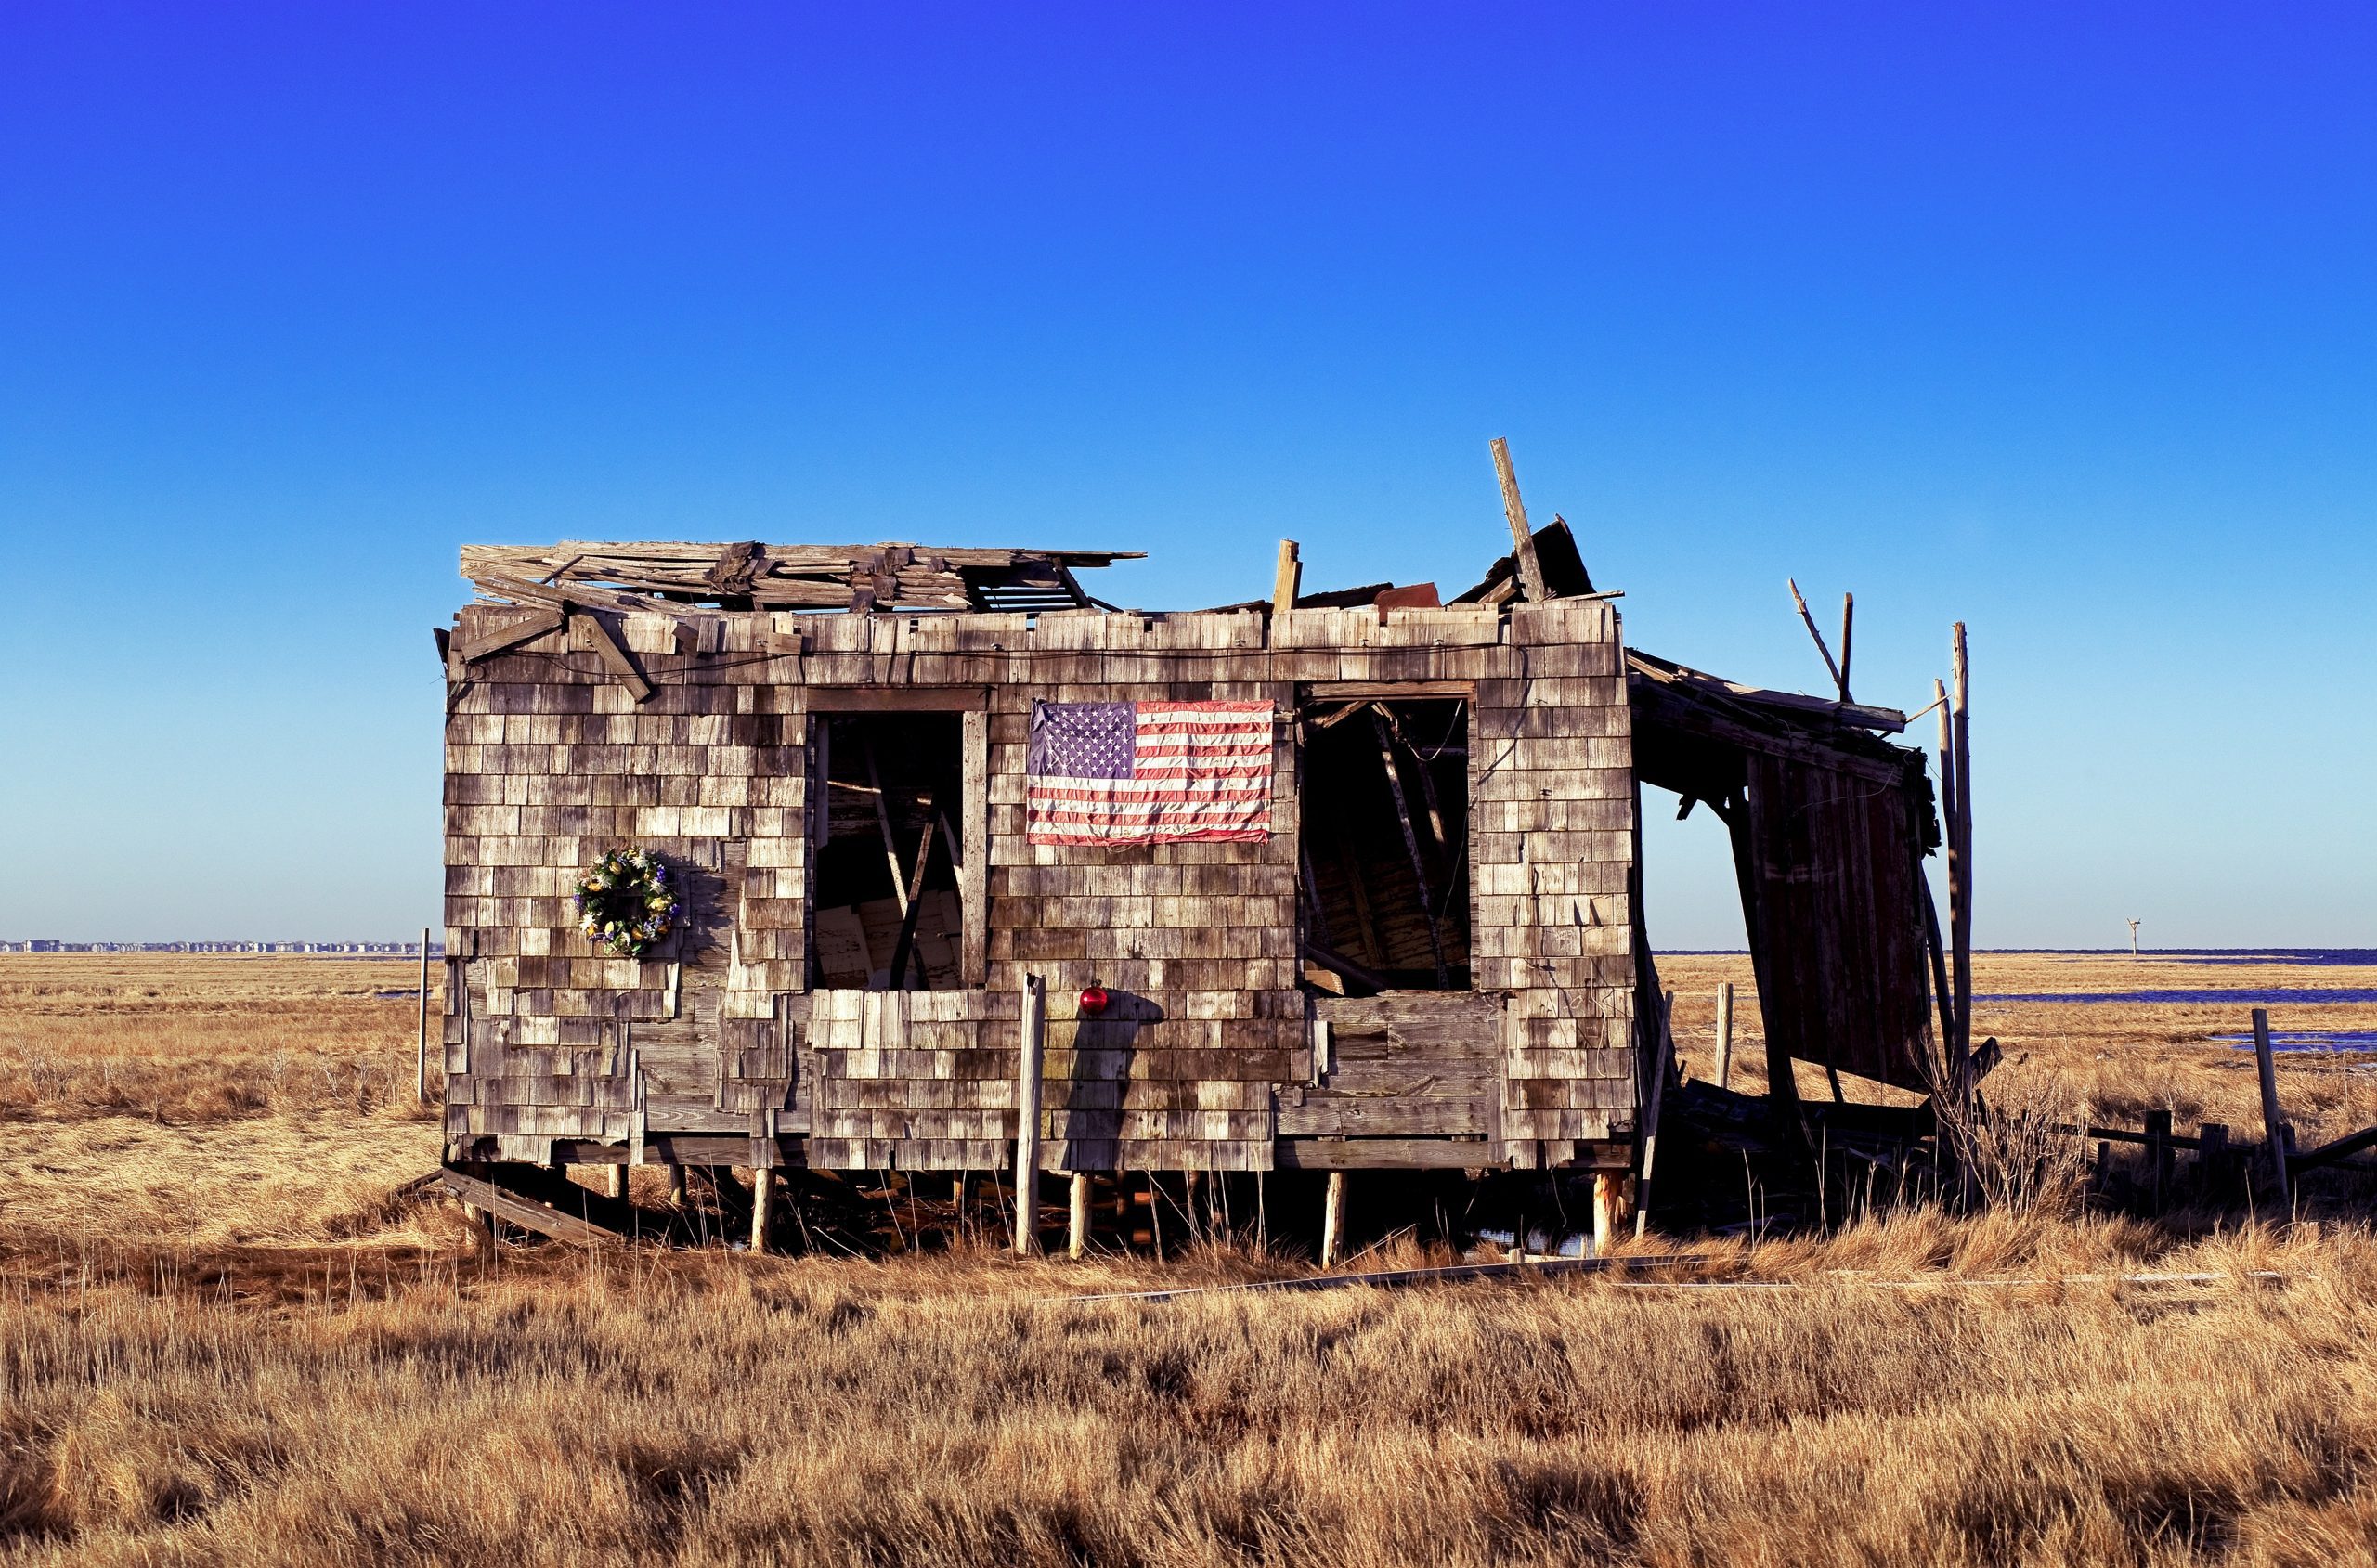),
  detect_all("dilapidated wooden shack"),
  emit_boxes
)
[435,454,1952,1251]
